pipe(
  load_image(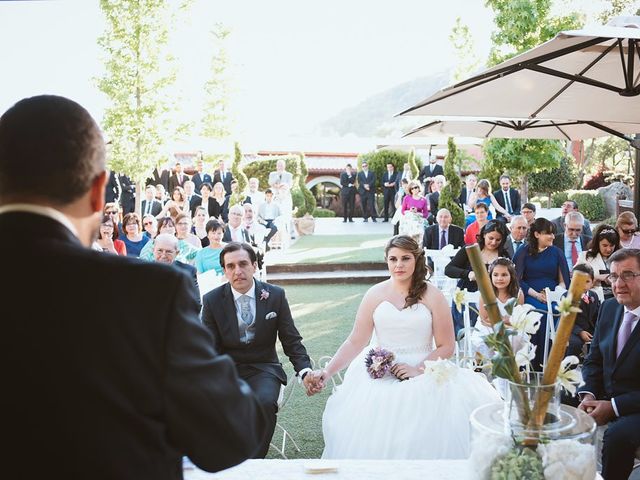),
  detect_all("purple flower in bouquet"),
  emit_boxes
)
[364,347,395,379]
